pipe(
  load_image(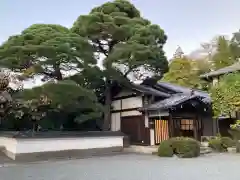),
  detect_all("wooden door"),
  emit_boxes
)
[121,116,149,145]
[154,119,169,144]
